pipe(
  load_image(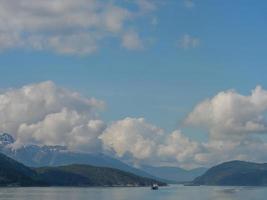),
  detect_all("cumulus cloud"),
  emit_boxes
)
[101,117,200,167]
[3,82,267,168]
[0,82,201,167]
[0,81,105,152]
[194,138,267,167]
[158,130,201,168]
[179,85,267,167]
[101,118,164,160]
[0,0,158,55]
[185,86,267,139]
[179,34,200,49]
